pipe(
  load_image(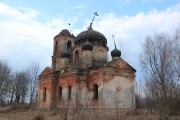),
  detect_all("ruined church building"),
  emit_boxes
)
[38,18,136,111]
